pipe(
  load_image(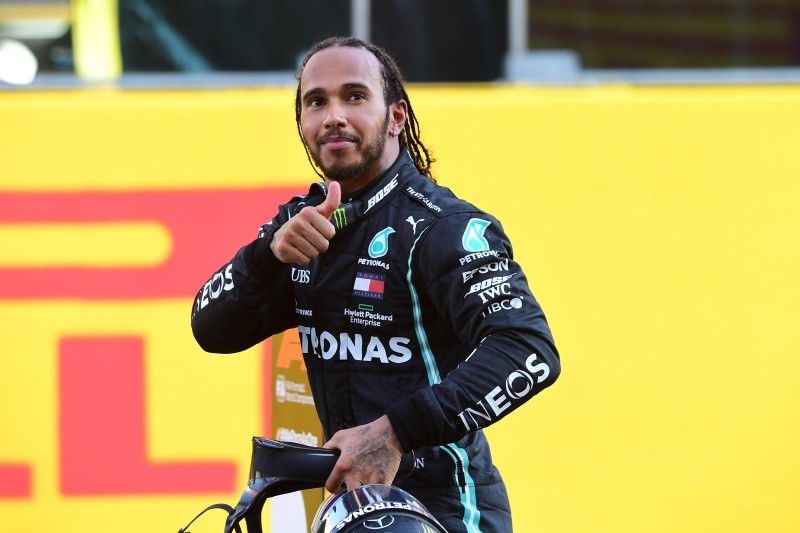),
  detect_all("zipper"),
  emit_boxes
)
[454,454,467,488]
